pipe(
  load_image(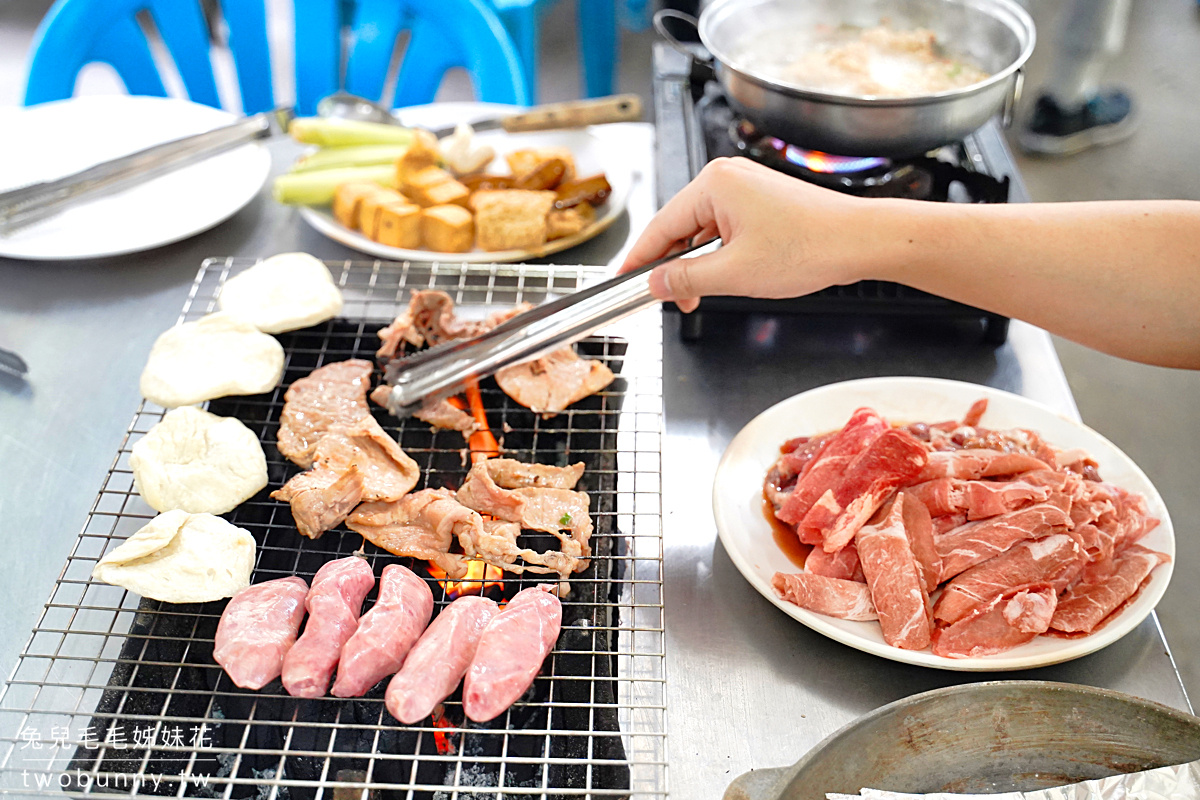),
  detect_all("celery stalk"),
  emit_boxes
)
[272,165,395,206]
[290,144,409,173]
[289,117,415,147]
